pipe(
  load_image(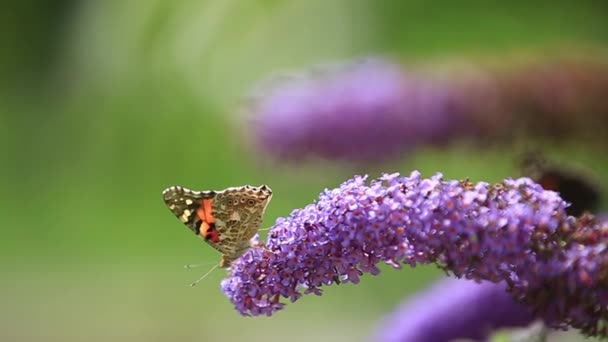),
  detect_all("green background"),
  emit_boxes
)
[1,1,607,341]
